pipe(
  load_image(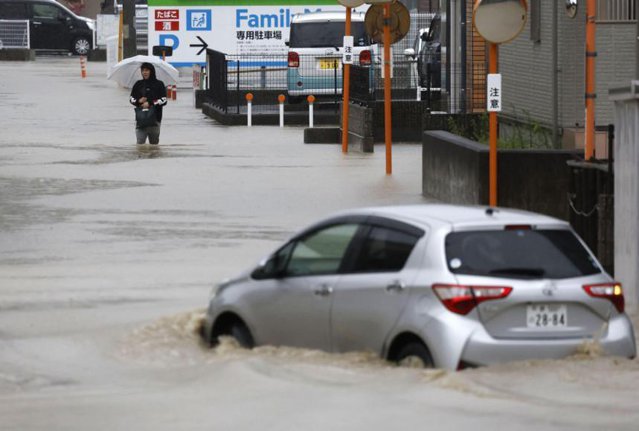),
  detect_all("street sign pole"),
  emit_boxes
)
[342,7,352,153]
[489,43,498,207]
[584,0,596,160]
[383,3,392,175]
[472,0,527,207]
